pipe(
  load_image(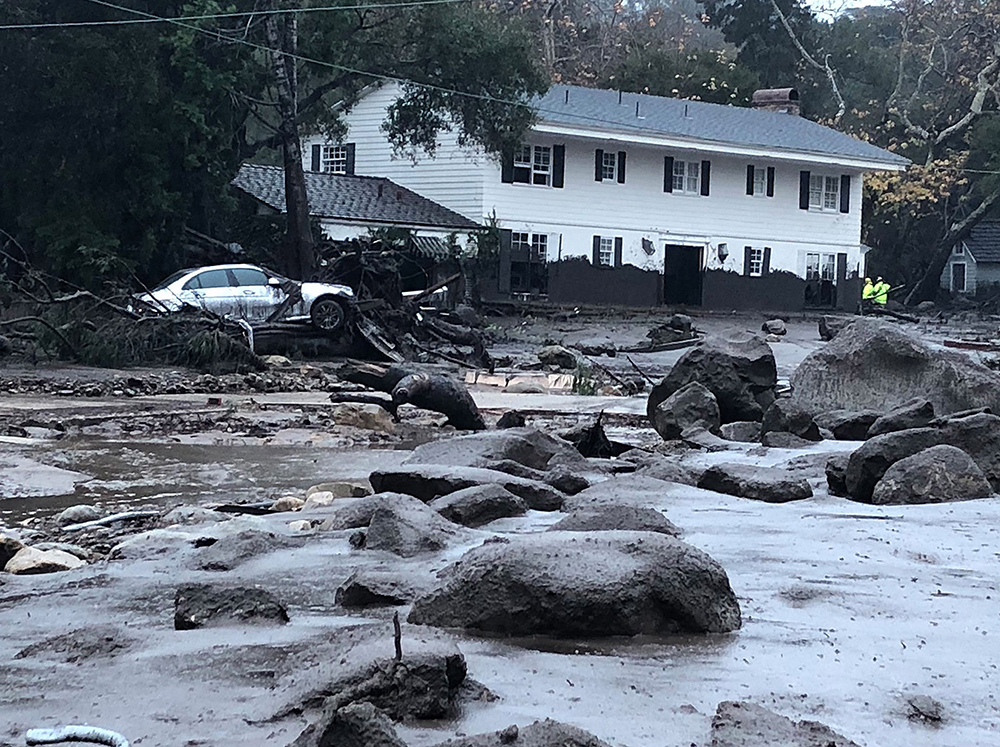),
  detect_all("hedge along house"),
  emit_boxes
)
[940,220,1000,296]
[301,83,908,310]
